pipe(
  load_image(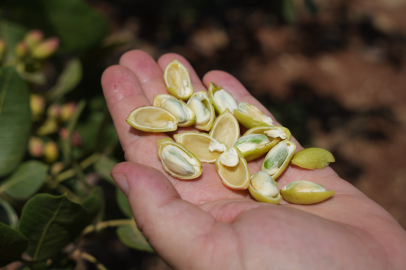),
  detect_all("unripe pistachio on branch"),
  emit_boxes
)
[15,41,28,58]
[60,102,77,122]
[47,104,61,119]
[30,94,45,121]
[44,141,59,164]
[32,37,60,59]
[28,137,44,157]
[59,128,82,147]
[24,29,44,50]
